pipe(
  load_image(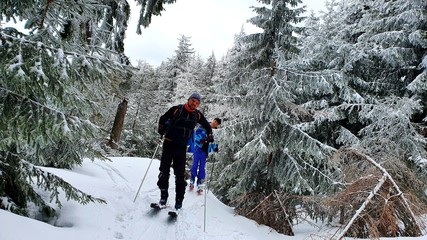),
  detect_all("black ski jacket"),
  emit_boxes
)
[159,105,212,146]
